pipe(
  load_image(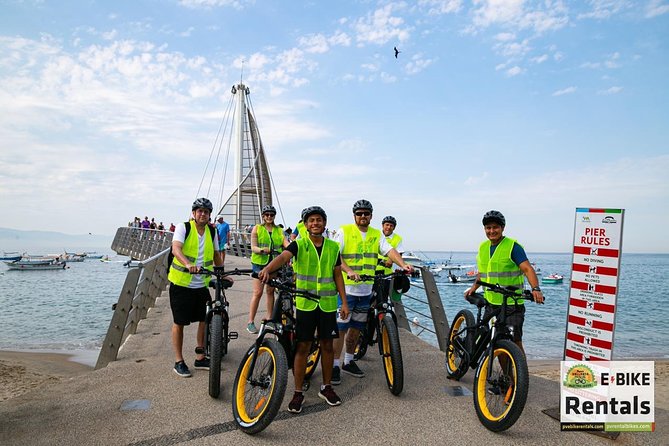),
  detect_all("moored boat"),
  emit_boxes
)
[541,273,564,284]
[5,258,67,270]
[0,251,23,261]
